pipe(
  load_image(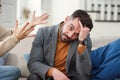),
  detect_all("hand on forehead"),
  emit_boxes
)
[79,20,83,29]
[79,21,90,31]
